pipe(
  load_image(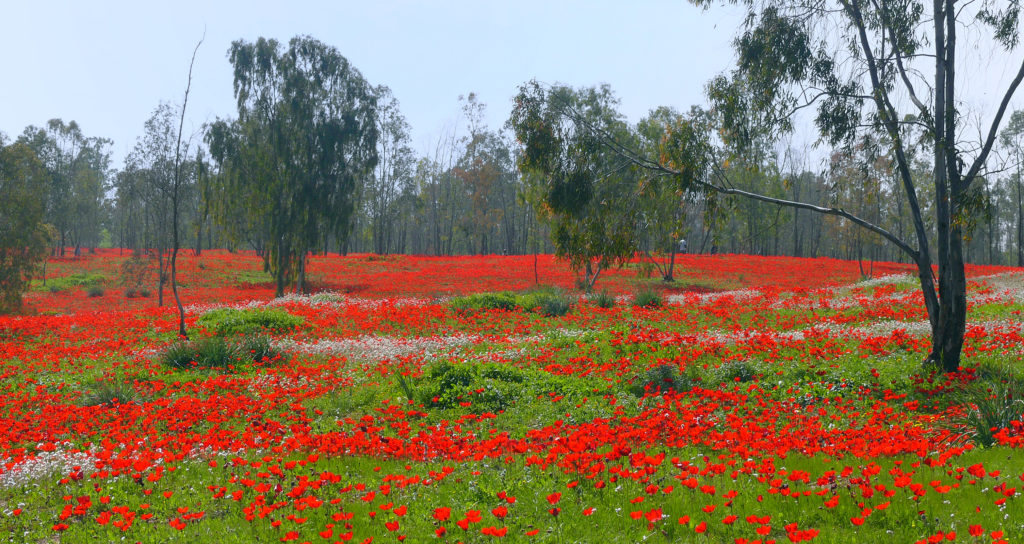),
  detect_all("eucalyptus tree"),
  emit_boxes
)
[514,0,1024,371]
[0,141,52,313]
[509,83,650,290]
[206,36,378,296]
[17,120,111,256]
